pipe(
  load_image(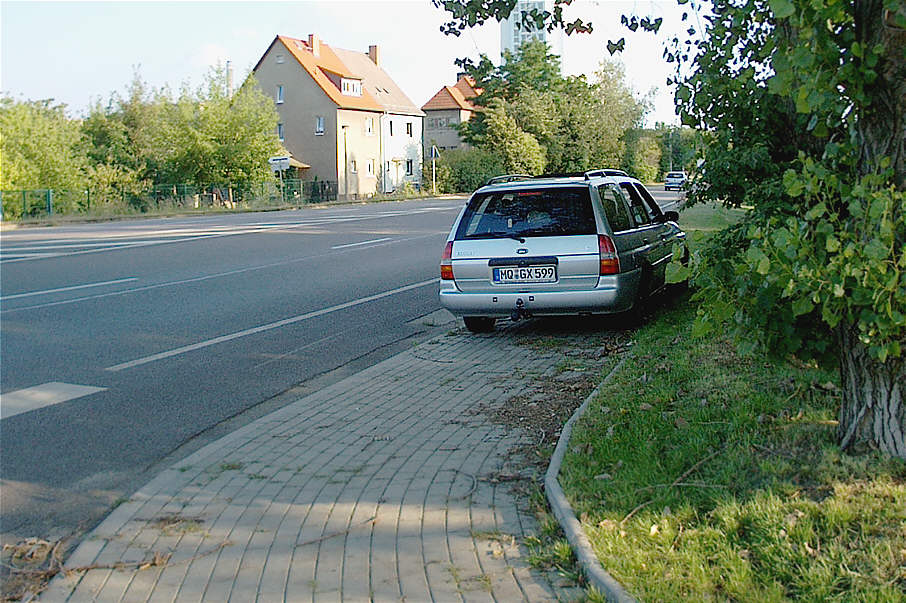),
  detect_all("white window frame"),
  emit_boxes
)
[277,122,284,141]
[315,115,325,136]
[365,117,374,136]
[276,85,284,104]
[406,122,413,137]
[350,159,357,174]
[406,159,413,176]
[367,159,375,176]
